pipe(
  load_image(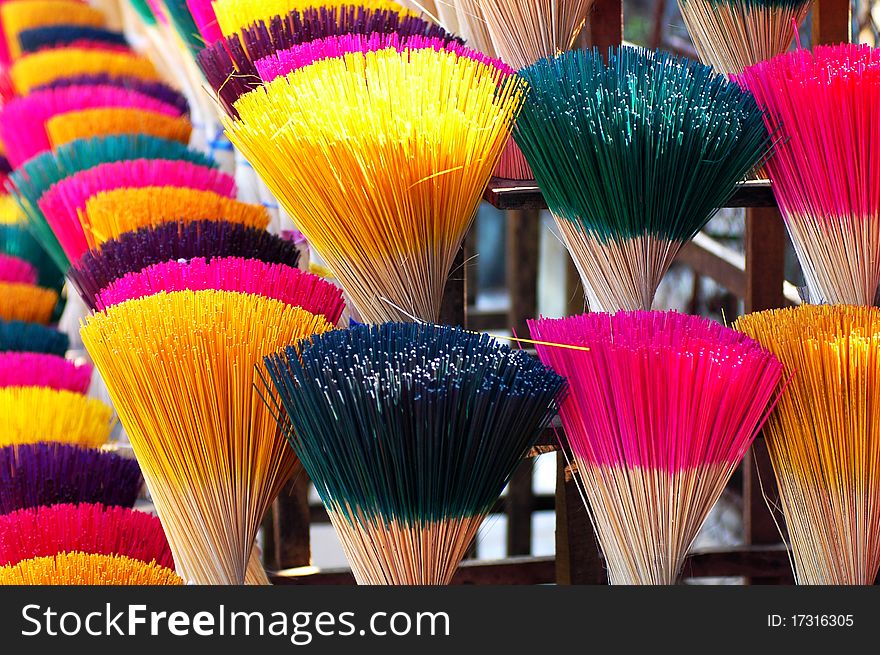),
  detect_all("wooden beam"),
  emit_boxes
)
[555,451,606,584]
[439,245,467,327]
[270,472,311,569]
